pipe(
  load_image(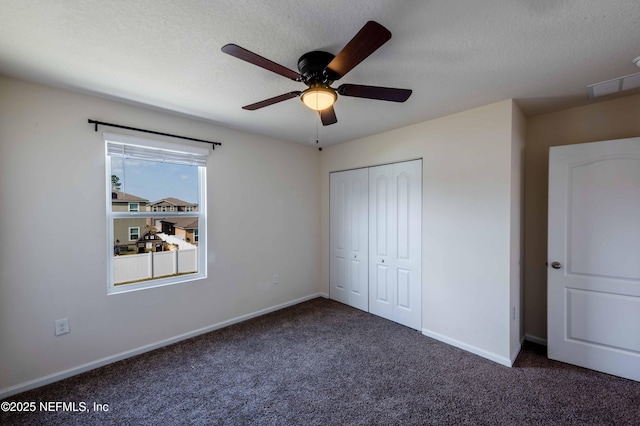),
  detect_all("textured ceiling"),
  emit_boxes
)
[1,0,639,146]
